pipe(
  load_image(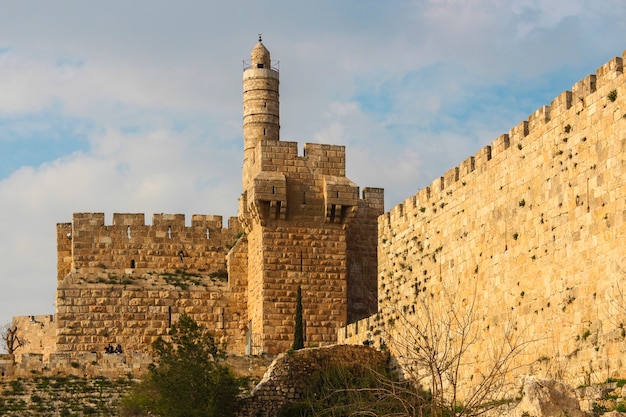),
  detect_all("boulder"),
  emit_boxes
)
[491,376,587,417]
